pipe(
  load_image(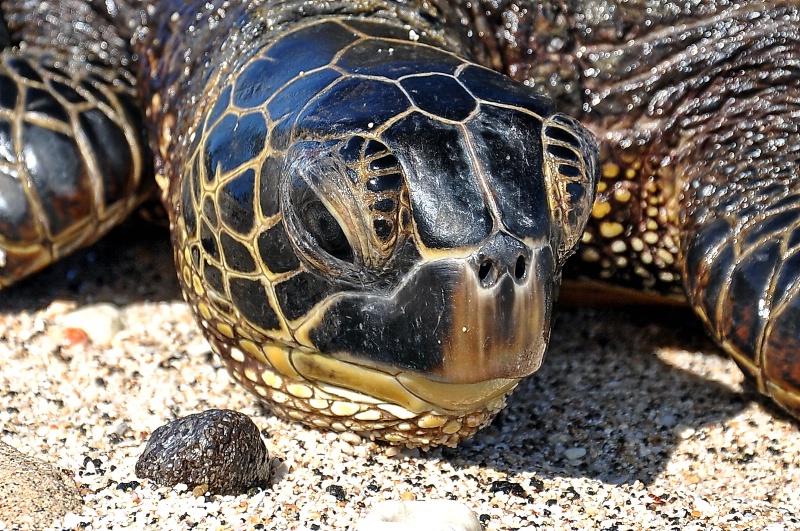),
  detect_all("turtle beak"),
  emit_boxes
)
[442,236,555,383]
[305,233,557,387]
